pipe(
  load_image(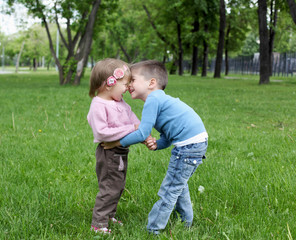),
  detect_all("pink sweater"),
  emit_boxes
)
[87,96,140,143]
